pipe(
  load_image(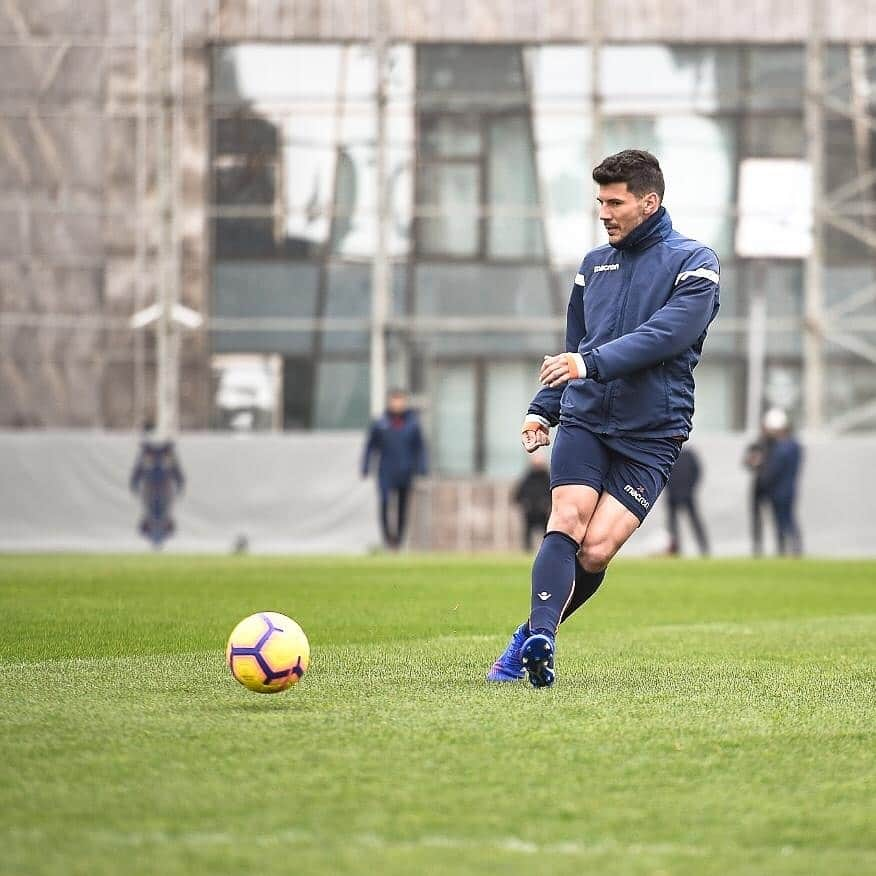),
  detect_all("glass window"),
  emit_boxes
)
[282,357,315,429]
[763,360,803,421]
[745,47,804,110]
[764,262,804,357]
[213,262,319,318]
[417,44,525,110]
[690,359,742,431]
[313,360,370,429]
[824,45,876,109]
[212,262,319,355]
[214,115,278,157]
[603,115,736,255]
[431,363,476,474]
[742,114,804,158]
[421,114,482,159]
[601,45,740,114]
[414,263,555,319]
[213,44,344,104]
[528,46,593,264]
[484,361,540,476]
[487,115,545,259]
[825,353,876,431]
[417,163,480,257]
[322,263,371,355]
[211,354,281,431]
[215,164,275,206]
